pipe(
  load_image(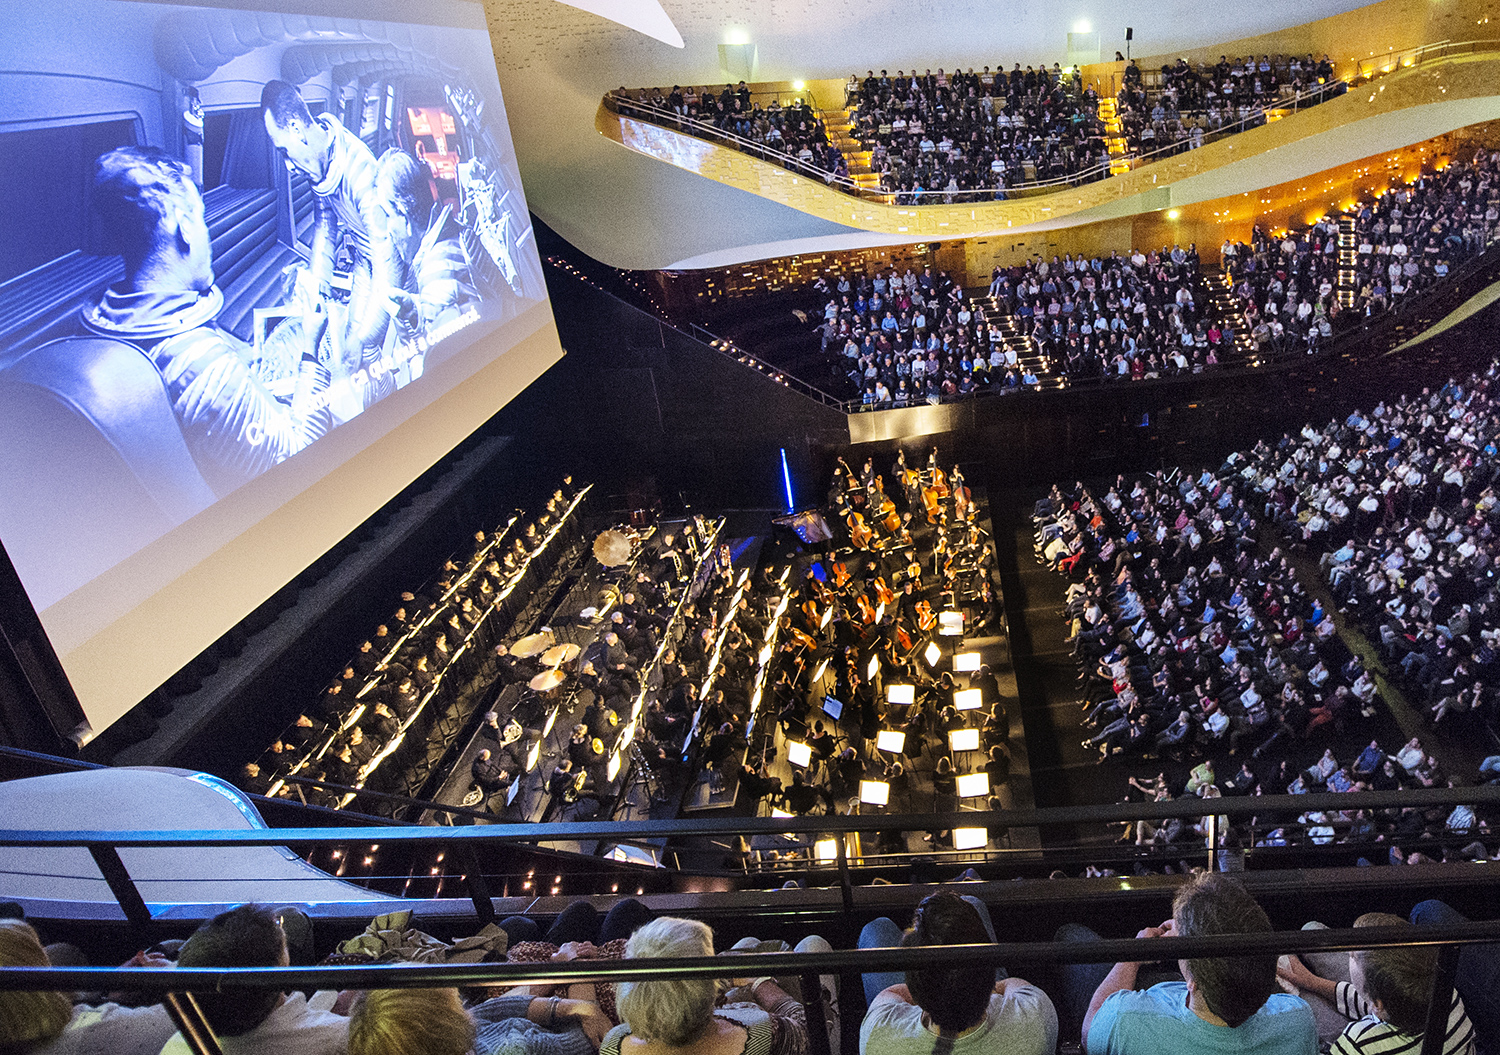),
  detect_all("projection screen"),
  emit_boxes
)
[0,0,563,737]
